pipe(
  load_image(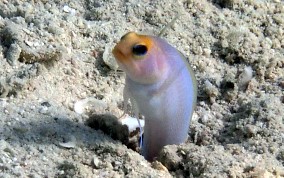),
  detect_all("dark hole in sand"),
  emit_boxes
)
[86,114,141,153]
